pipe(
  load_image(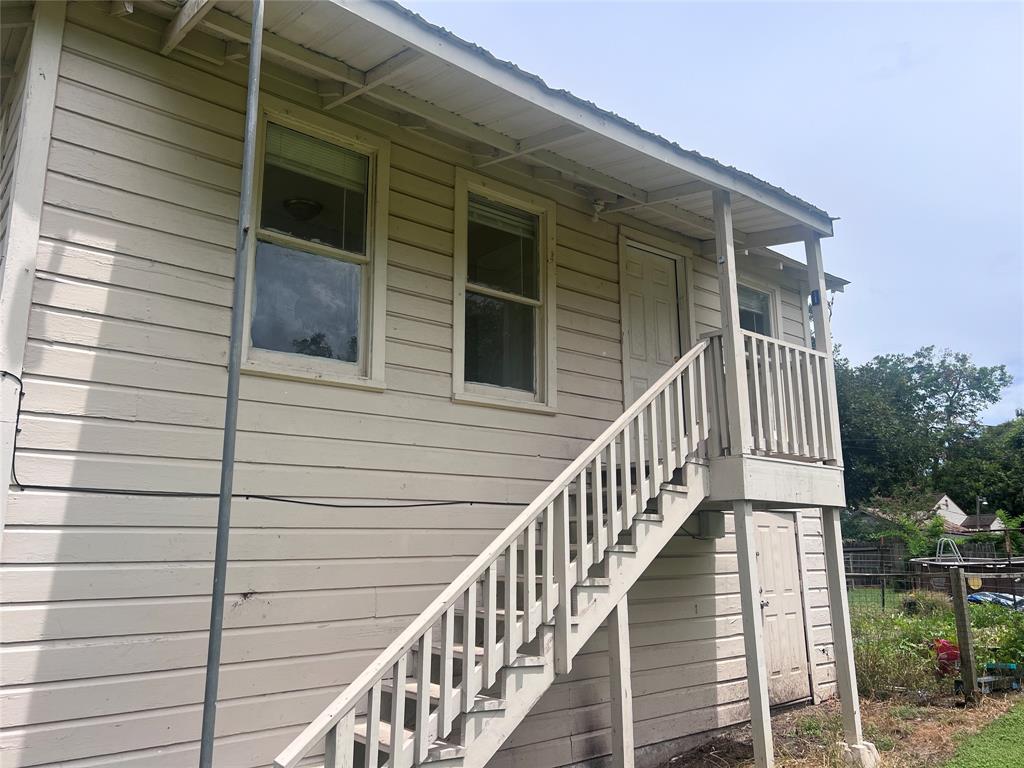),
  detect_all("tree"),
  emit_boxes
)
[292,331,334,359]
[835,345,1012,508]
[937,416,1024,519]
